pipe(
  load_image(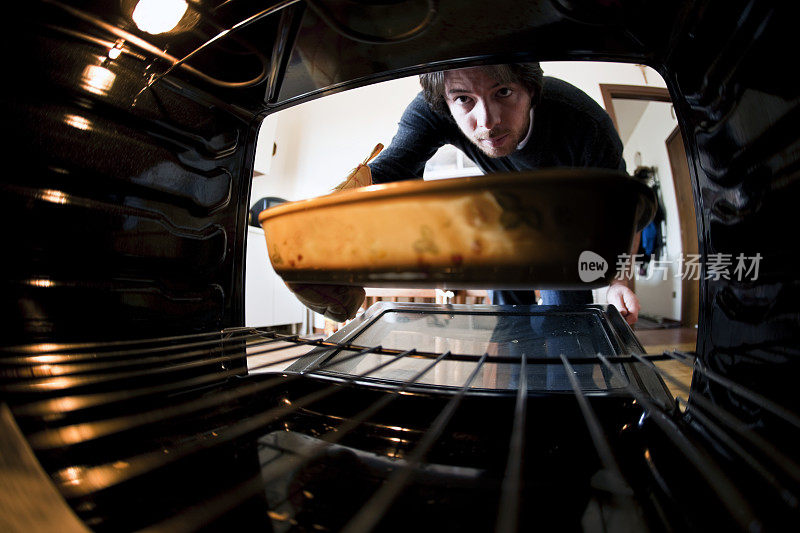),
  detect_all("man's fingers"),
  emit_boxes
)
[608,288,626,311]
[621,288,640,325]
[623,290,640,315]
[607,284,639,325]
